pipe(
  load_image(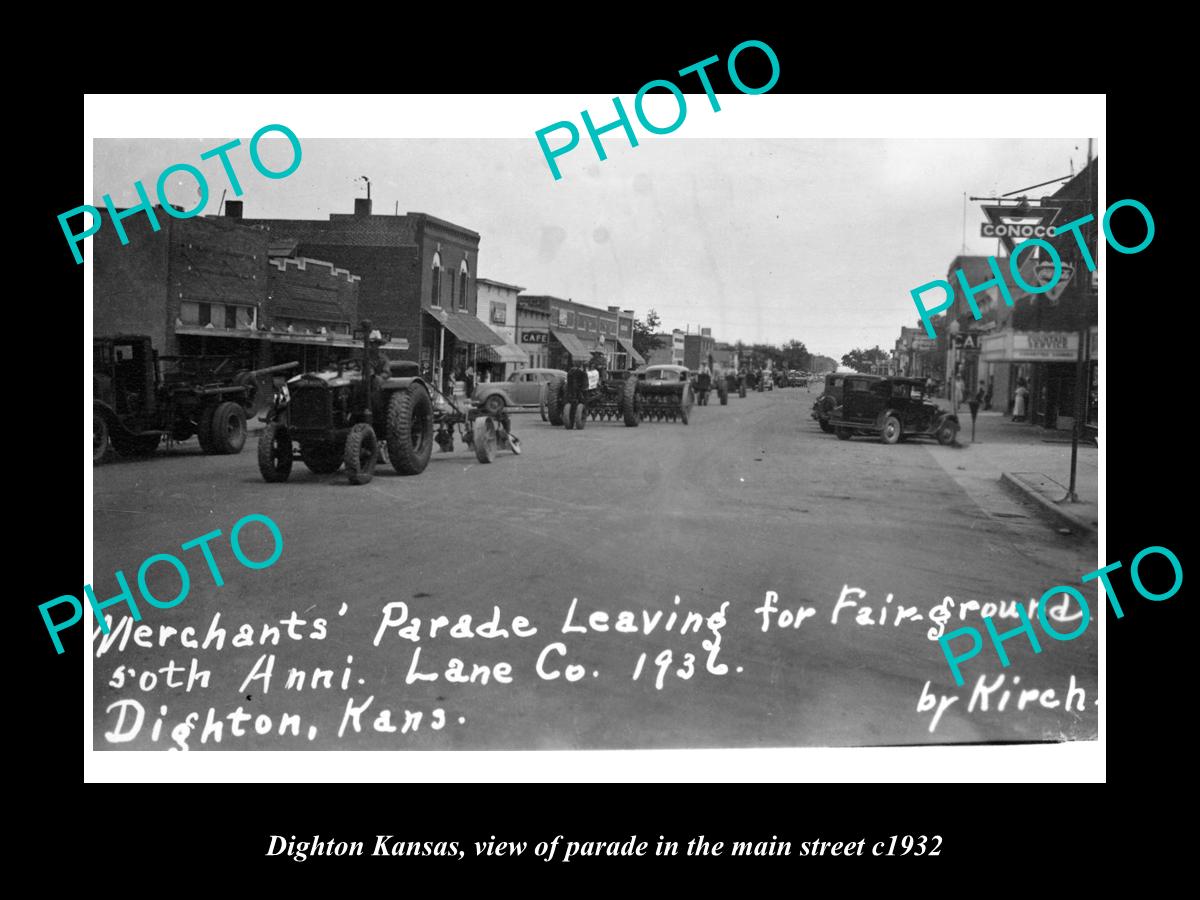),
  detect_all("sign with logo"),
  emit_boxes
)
[980,204,1063,253]
[521,330,548,344]
[1036,260,1075,303]
[953,333,982,350]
